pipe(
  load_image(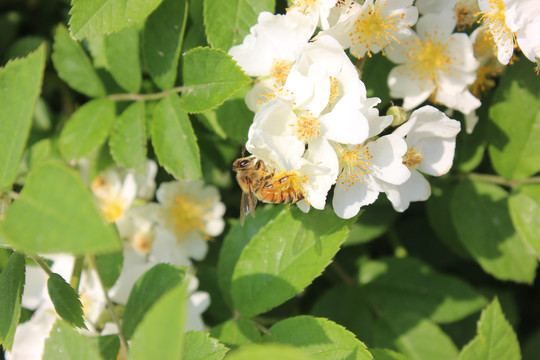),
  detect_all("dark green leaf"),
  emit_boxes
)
[358,257,487,324]
[47,273,87,329]
[488,58,540,180]
[344,198,398,246]
[0,162,122,254]
[122,263,187,340]
[127,279,188,360]
[270,315,372,360]
[231,207,354,317]
[43,320,102,359]
[59,99,116,161]
[69,0,164,40]
[210,318,262,348]
[151,93,201,180]
[90,335,120,360]
[109,101,147,173]
[142,0,188,90]
[370,349,411,360]
[51,25,105,97]
[95,251,123,289]
[0,252,25,350]
[362,53,392,108]
[184,330,229,360]
[373,311,458,360]
[459,298,520,360]
[180,47,251,113]
[451,180,537,283]
[0,45,46,190]
[104,26,141,93]
[204,0,275,50]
